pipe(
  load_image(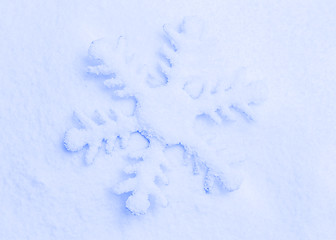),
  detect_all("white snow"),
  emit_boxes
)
[1,0,336,239]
